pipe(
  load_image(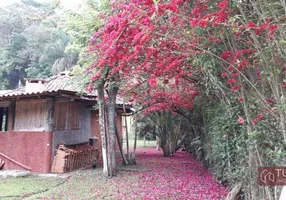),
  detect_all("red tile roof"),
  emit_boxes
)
[0,72,131,106]
[0,72,95,98]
